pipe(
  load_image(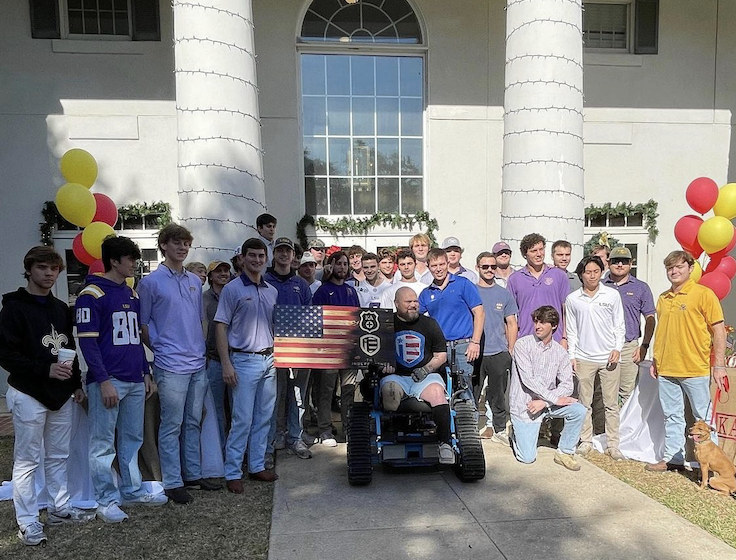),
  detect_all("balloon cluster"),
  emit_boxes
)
[675,177,736,300]
[54,149,118,272]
